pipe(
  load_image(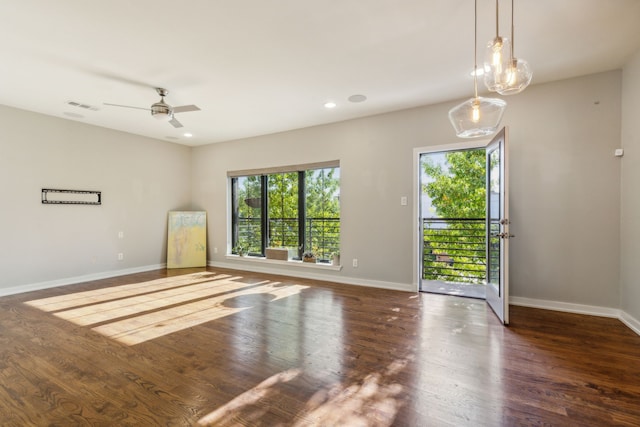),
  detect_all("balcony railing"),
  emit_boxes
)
[423,218,486,284]
[236,217,339,261]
